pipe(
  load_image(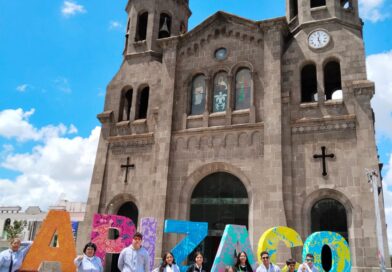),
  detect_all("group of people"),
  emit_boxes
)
[0,233,318,272]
